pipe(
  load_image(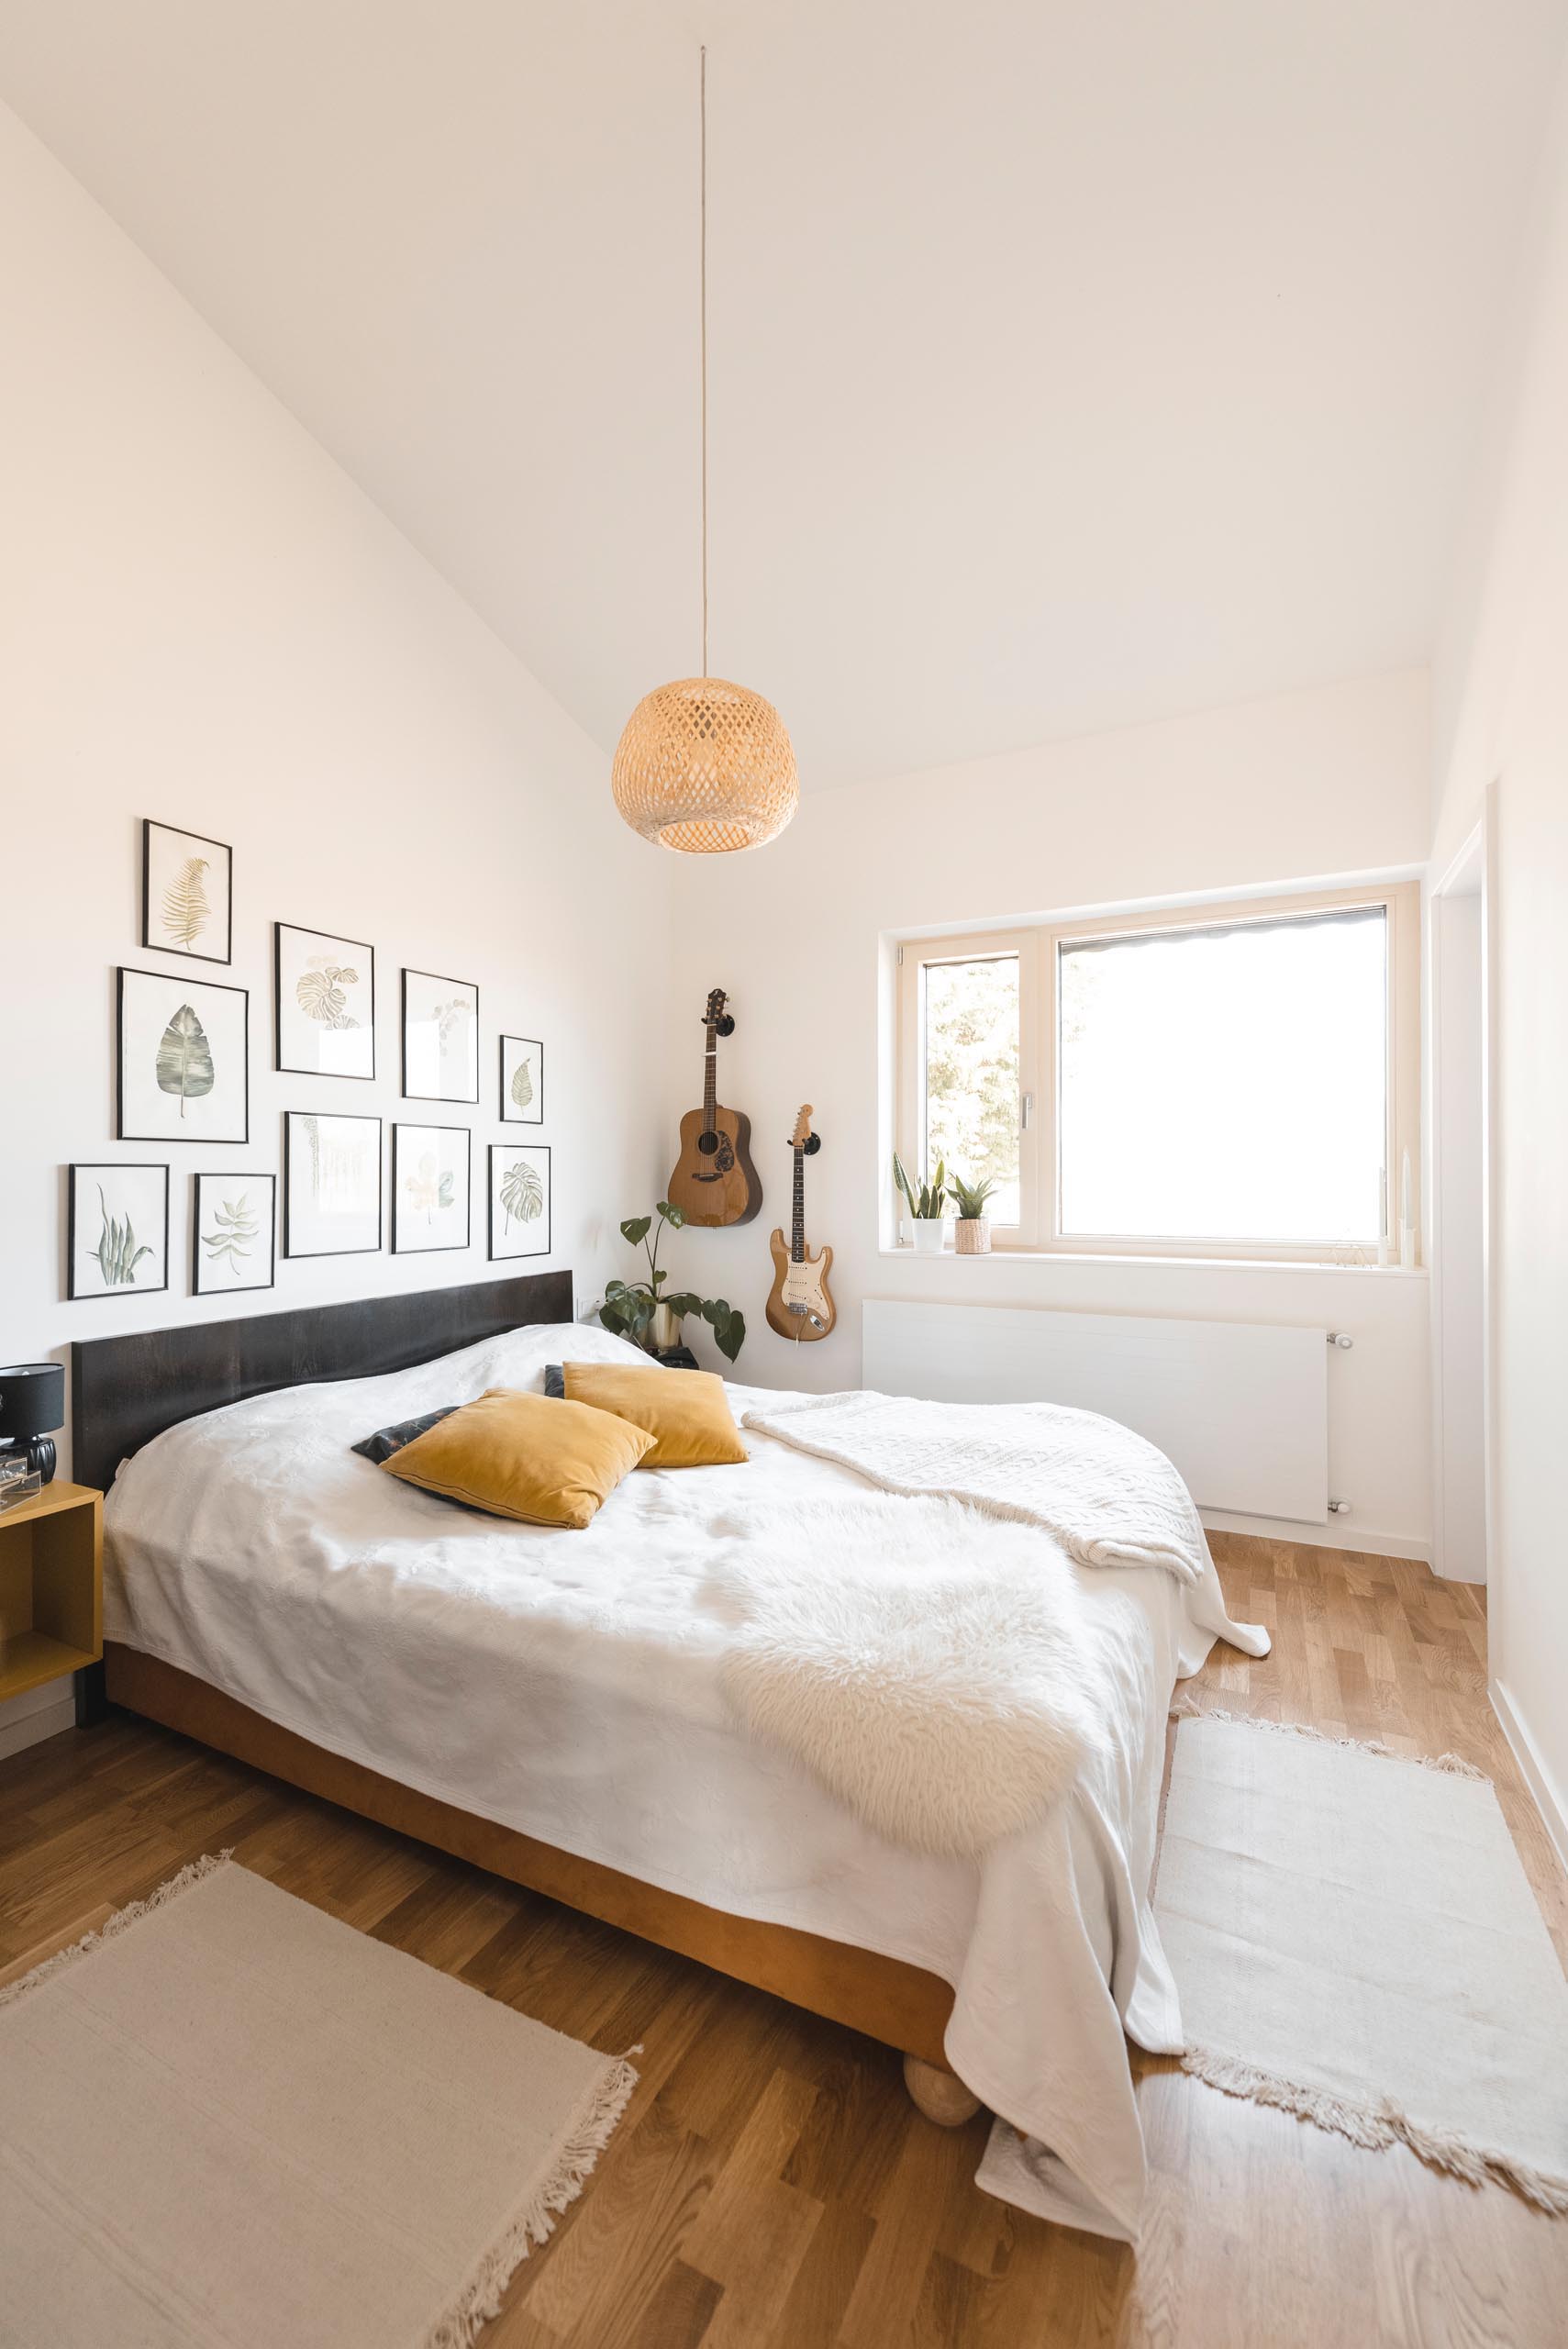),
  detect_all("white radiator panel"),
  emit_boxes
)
[862,1298,1329,1524]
